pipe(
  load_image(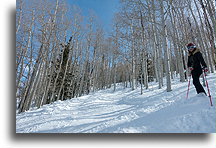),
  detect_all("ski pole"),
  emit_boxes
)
[186,75,191,99]
[203,71,213,106]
